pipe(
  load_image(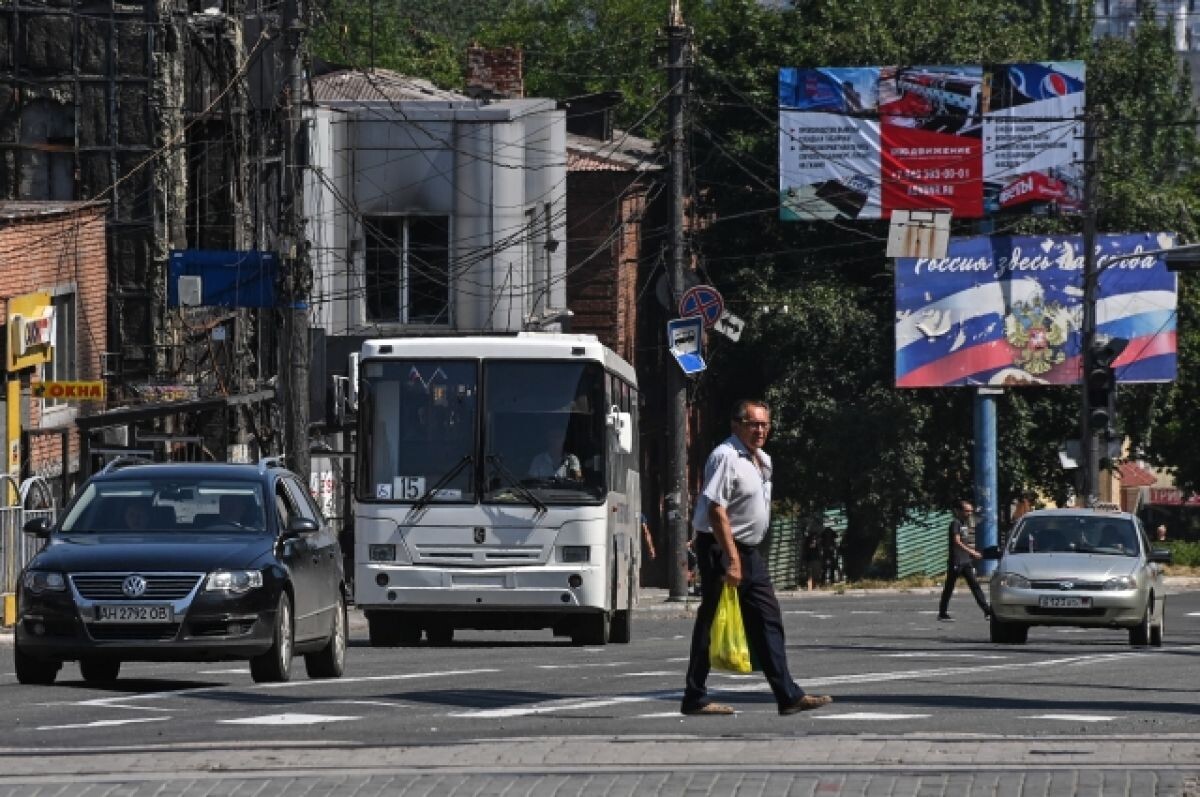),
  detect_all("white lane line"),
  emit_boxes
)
[313,699,412,709]
[56,668,501,709]
[536,662,628,670]
[884,652,1008,660]
[635,711,686,718]
[665,657,690,663]
[850,611,882,615]
[1023,714,1116,723]
[1187,612,1200,617]
[617,671,678,678]
[197,668,250,675]
[817,712,930,721]
[450,648,1183,720]
[220,713,359,726]
[37,717,170,731]
[785,612,833,619]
